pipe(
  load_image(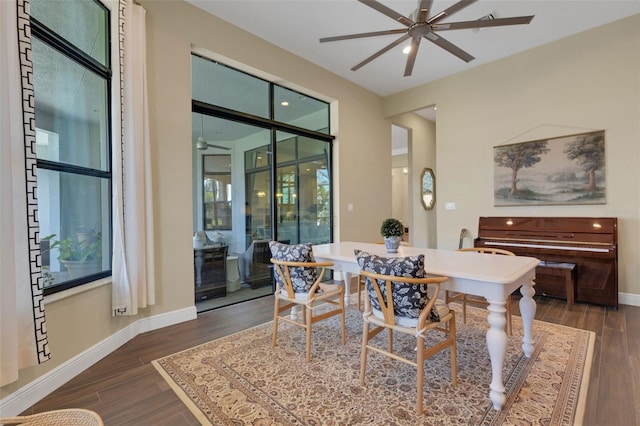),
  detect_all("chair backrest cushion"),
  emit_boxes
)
[355,250,440,322]
[269,241,317,292]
